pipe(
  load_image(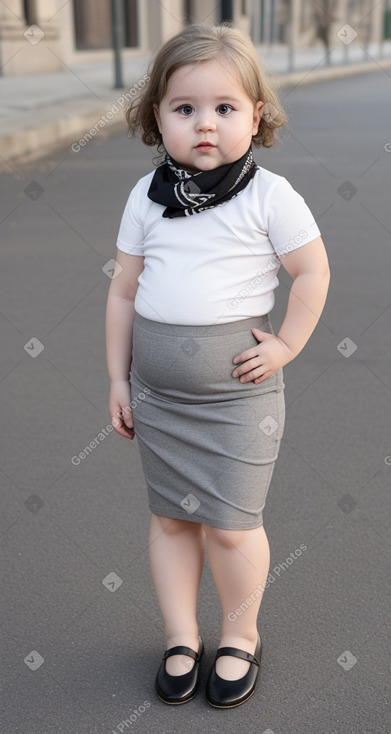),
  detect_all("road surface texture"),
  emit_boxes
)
[1,69,390,733]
